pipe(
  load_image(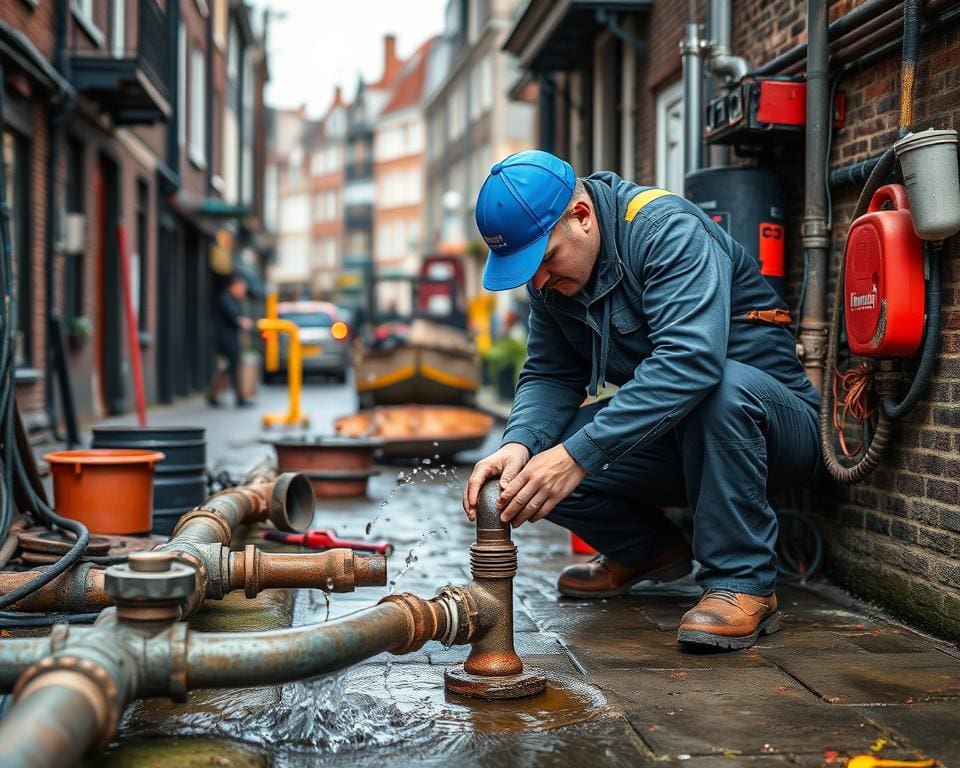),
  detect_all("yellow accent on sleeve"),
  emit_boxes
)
[624,188,674,222]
